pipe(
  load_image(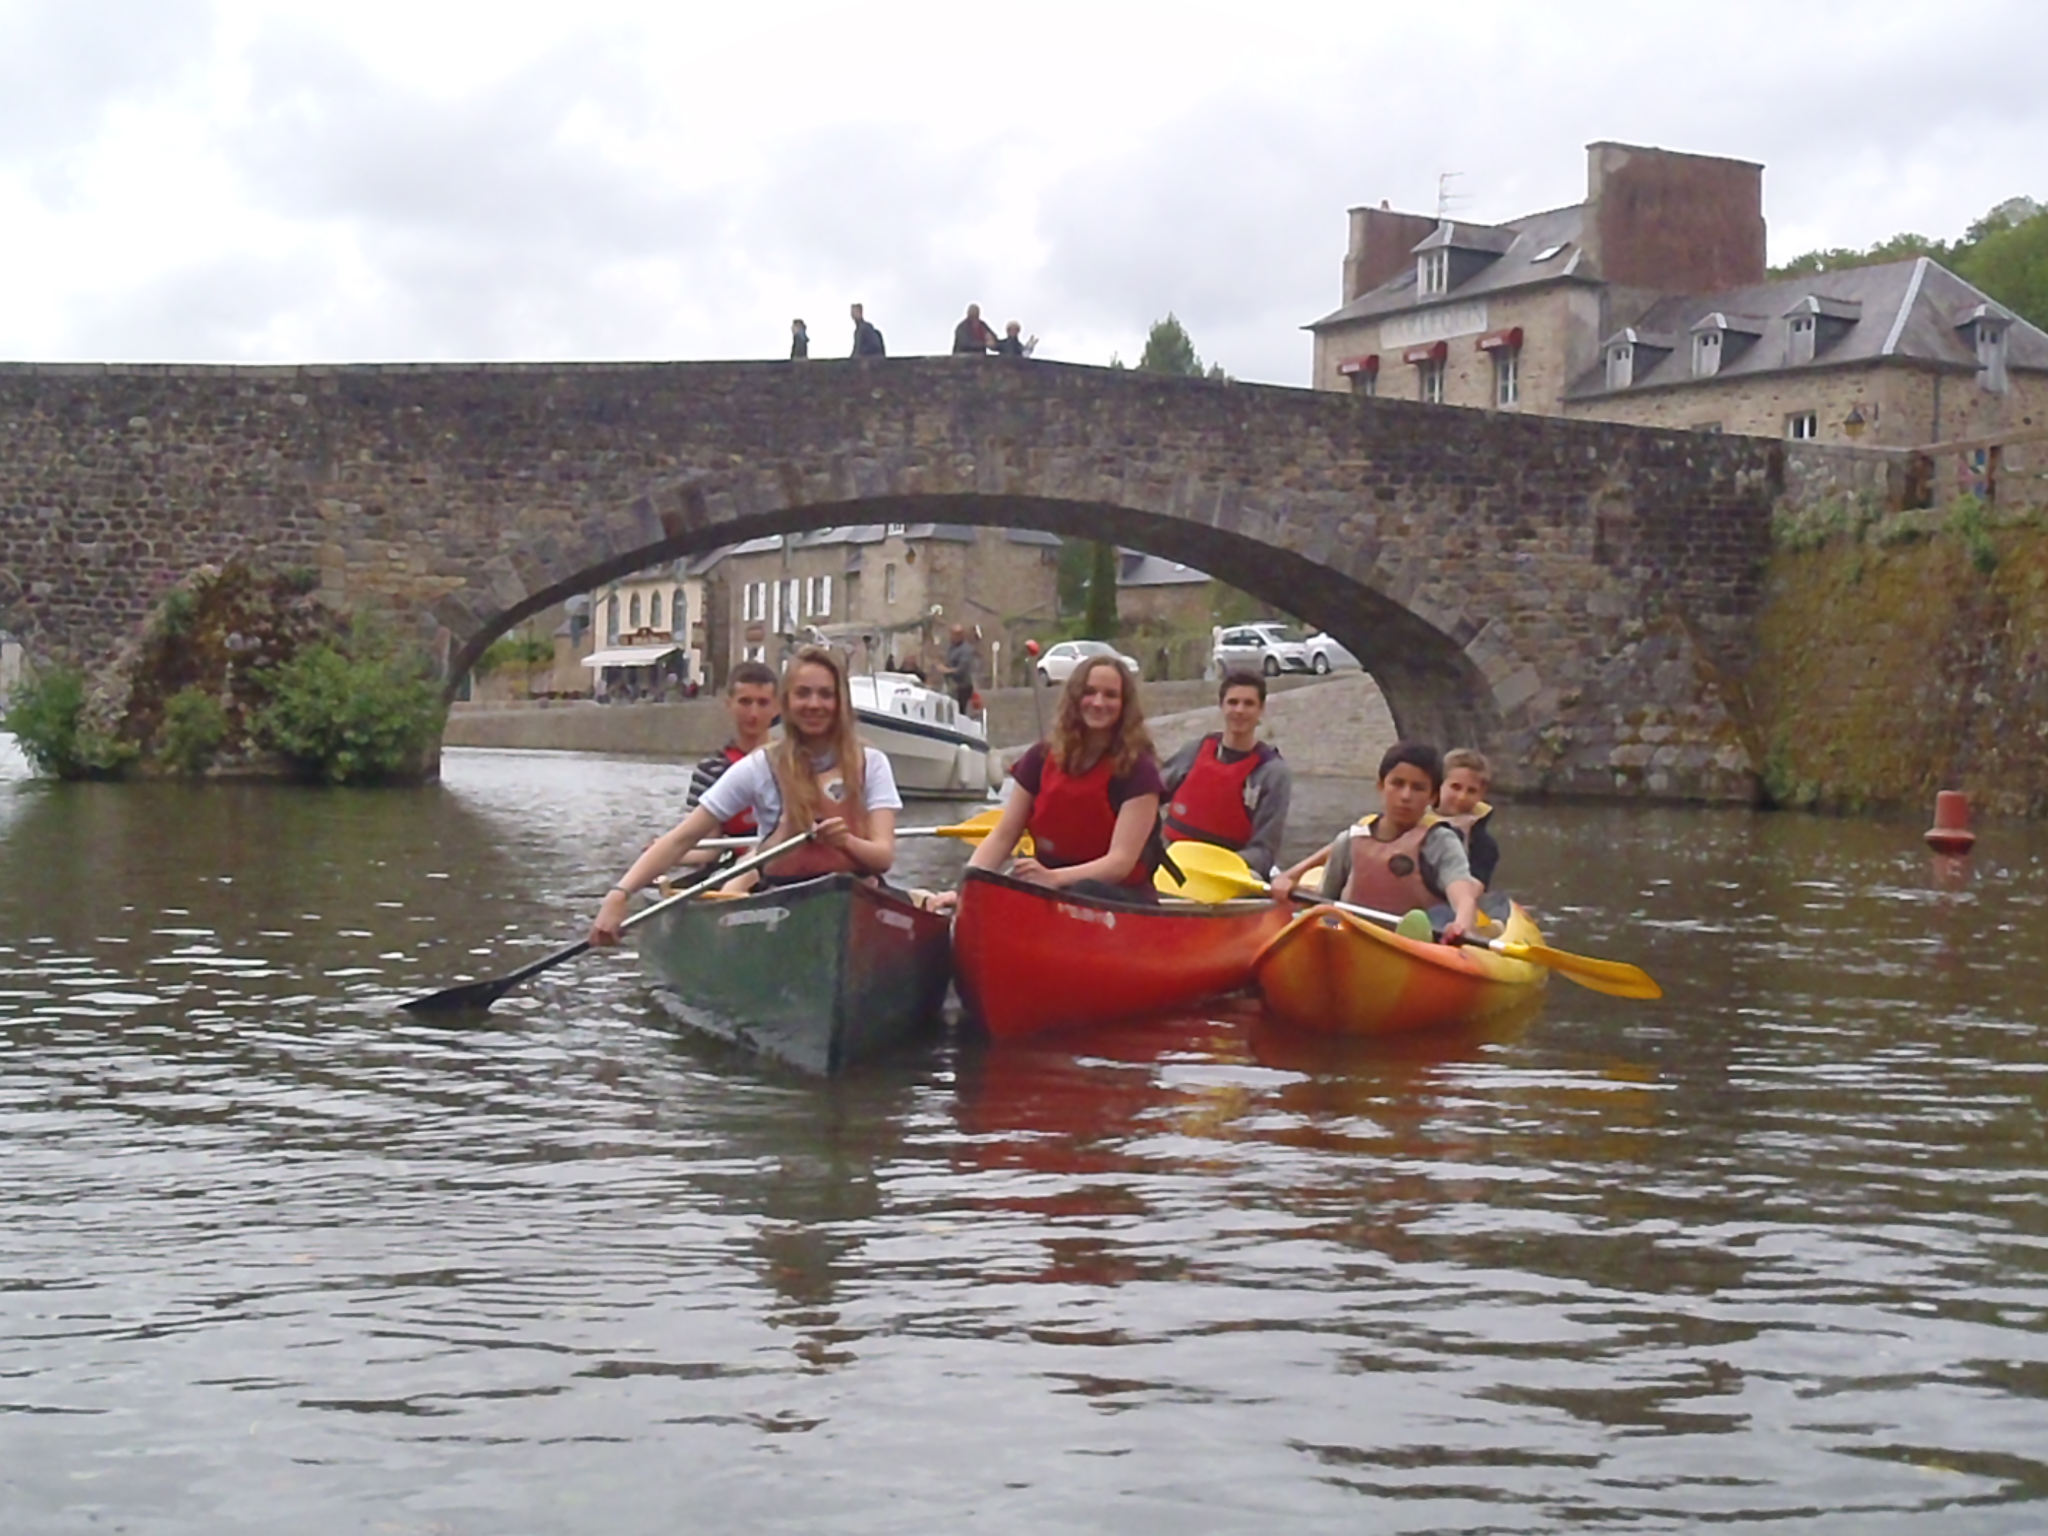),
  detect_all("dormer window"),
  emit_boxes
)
[1789,314,1817,365]
[1419,248,1449,297]
[1958,304,2014,393]
[1606,342,1634,390]
[1693,330,1722,378]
